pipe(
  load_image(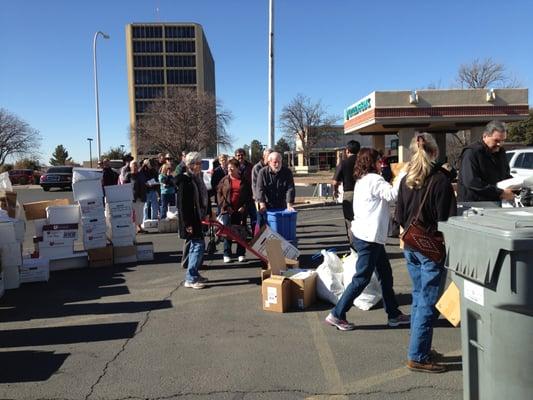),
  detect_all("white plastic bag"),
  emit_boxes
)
[0,172,13,191]
[316,250,345,305]
[342,249,383,311]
